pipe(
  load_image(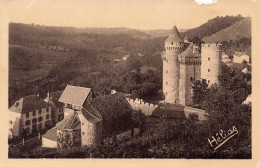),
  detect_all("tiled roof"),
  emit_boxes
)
[58,85,91,106]
[42,127,57,141]
[152,104,186,119]
[56,113,81,130]
[81,106,102,123]
[9,95,46,114]
[178,44,201,61]
[165,26,184,43]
